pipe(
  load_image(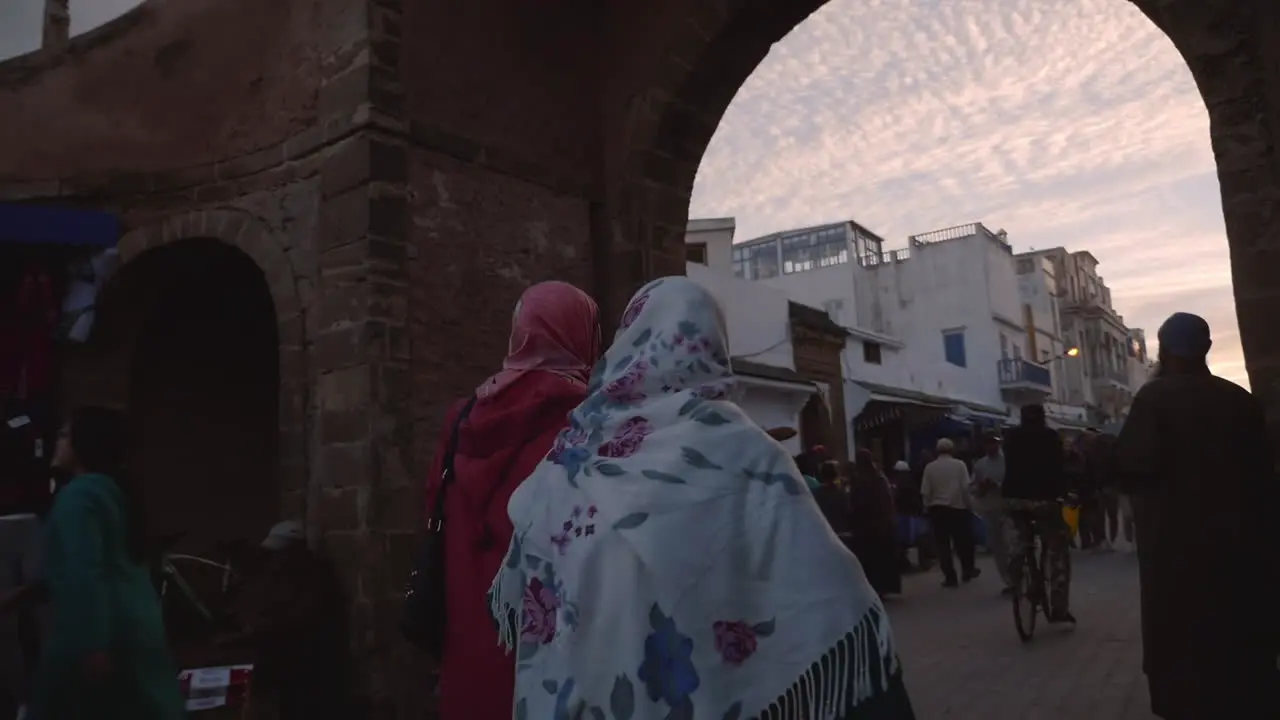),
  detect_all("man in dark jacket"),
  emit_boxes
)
[230,522,354,719]
[1002,403,1075,624]
[1114,312,1278,719]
